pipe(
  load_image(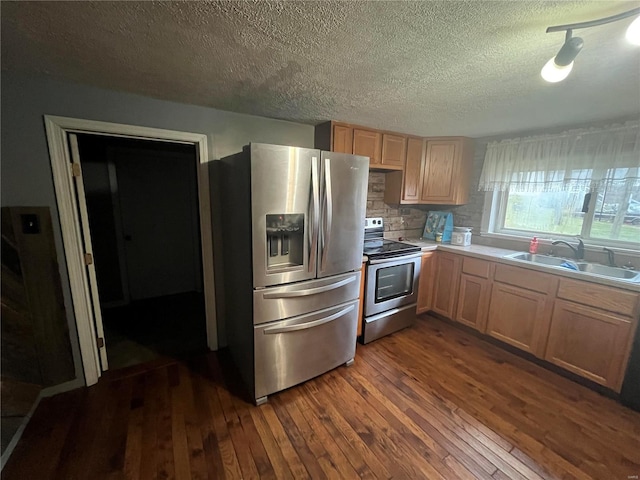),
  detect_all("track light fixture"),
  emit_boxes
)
[542,7,640,83]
